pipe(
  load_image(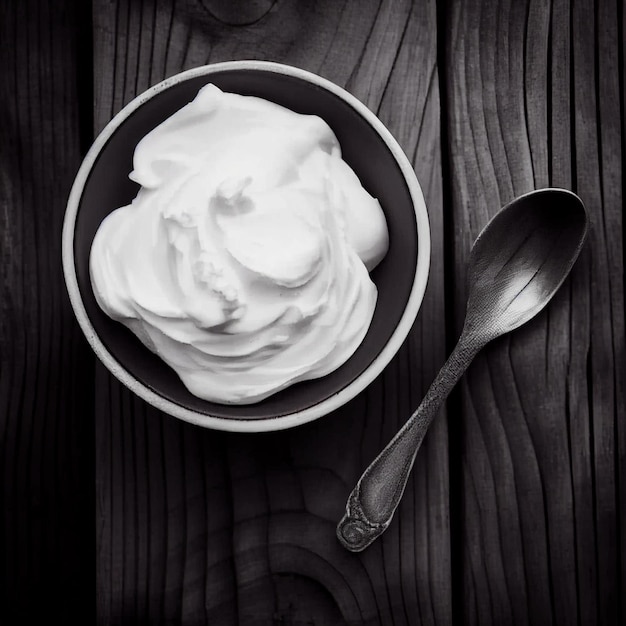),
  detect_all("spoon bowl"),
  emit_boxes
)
[465,188,589,339]
[337,188,588,552]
